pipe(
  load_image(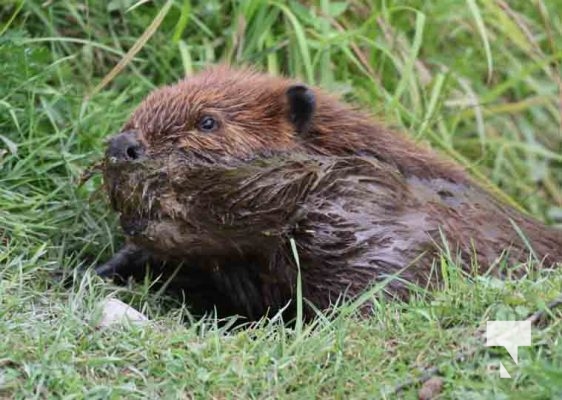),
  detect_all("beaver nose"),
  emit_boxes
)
[106,131,145,161]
